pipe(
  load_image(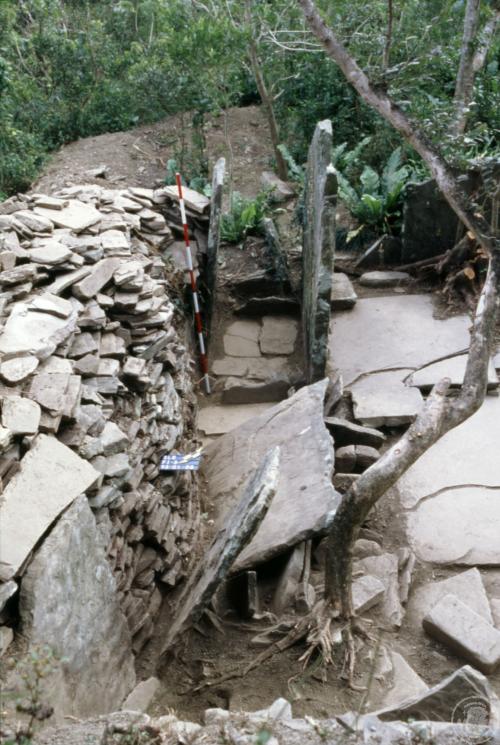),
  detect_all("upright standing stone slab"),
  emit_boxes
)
[20,495,135,720]
[206,157,225,337]
[302,120,337,382]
